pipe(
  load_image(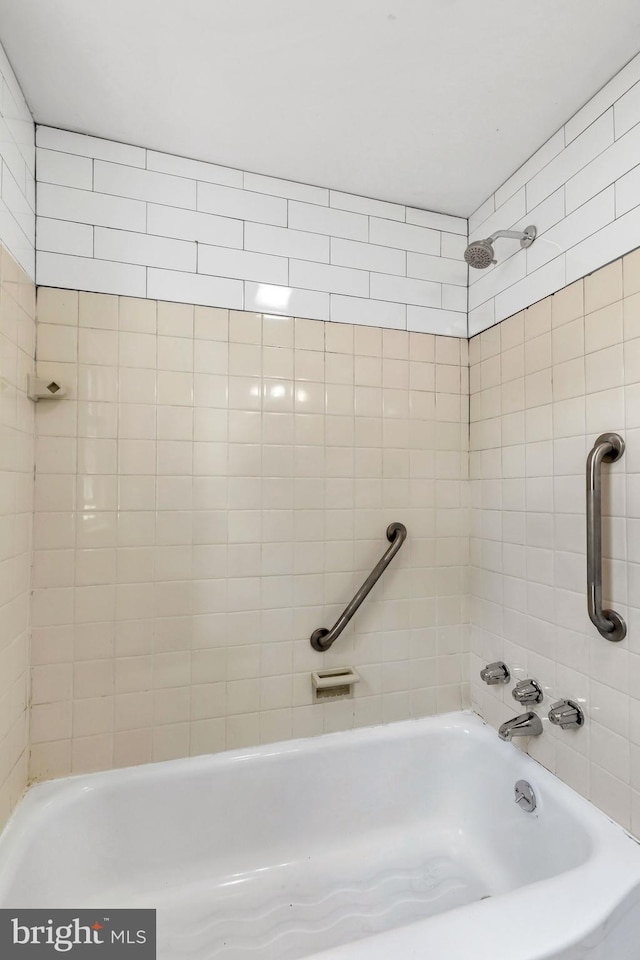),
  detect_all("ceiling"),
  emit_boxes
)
[2,0,640,216]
